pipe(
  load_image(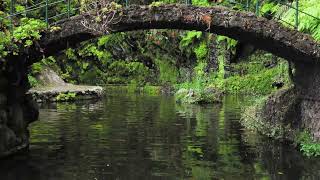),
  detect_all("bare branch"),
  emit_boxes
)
[80,0,123,34]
